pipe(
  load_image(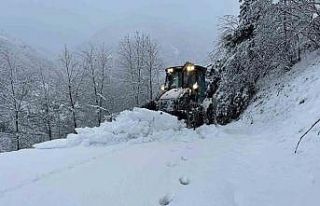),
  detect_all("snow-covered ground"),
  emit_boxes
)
[1,52,320,206]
